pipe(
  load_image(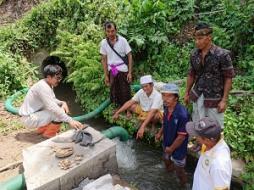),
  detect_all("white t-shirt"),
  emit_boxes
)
[132,88,163,112]
[192,139,232,190]
[19,79,72,123]
[100,35,131,72]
